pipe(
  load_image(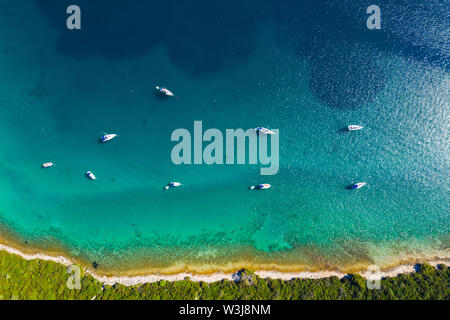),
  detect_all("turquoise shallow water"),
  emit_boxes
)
[0,1,448,272]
